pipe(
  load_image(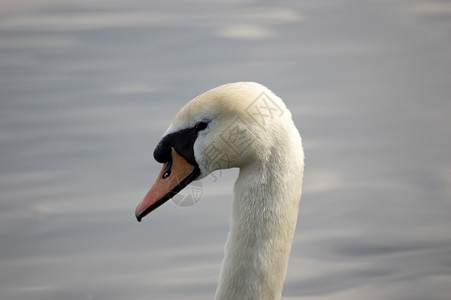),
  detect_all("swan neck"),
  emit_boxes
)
[215,153,301,300]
